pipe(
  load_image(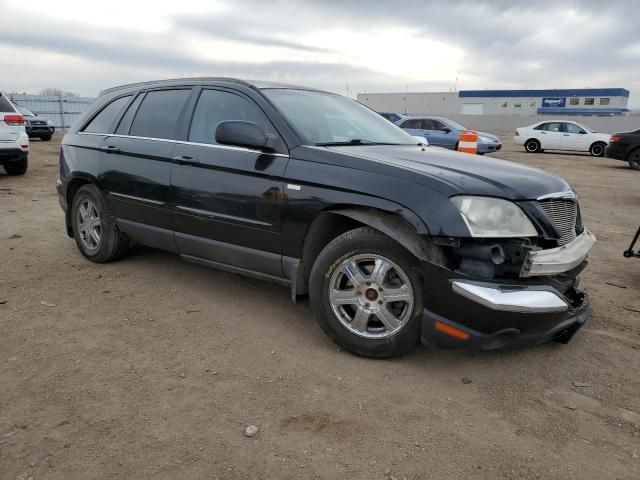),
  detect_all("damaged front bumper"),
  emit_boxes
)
[521,229,596,277]
[420,231,595,350]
